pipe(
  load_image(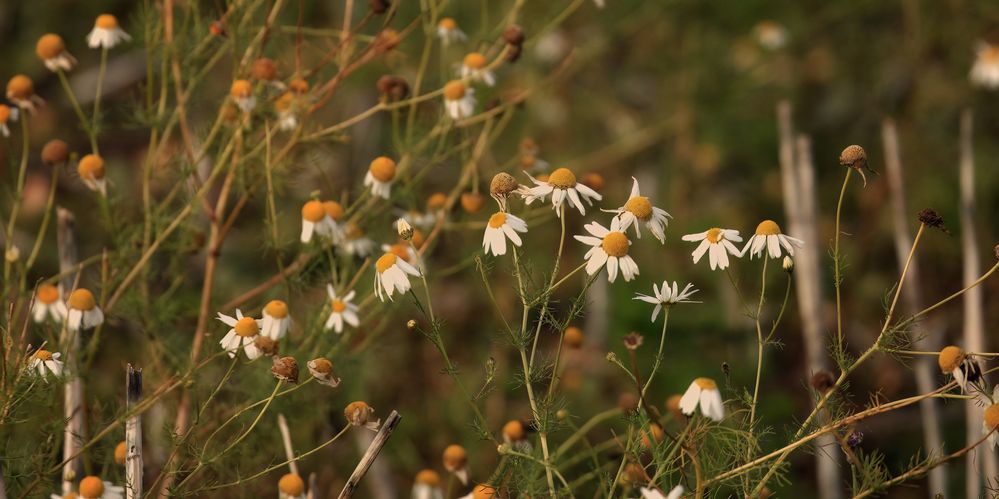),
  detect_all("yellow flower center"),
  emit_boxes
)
[230,79,252,98]
[503,420,526,441]
[34,349,53,361]
[79,476,105,499]
[0,105,10,123]
[376,253,398,273]
[6,75,34,99]
[438,18,457,30]
[755,220,781,235]
[488,212,507,228]
[36,34,65,60]
[443,80,466,100]
[938,345,965,373]
[601,231,629,257]
[547,168,577,189]
[389,243,411,262]
[78,154,106,180]
[264,300,288,318]
[369,156,397,182]
[416,469,441,486]
[114,441,126,465]
[278,473,305,496]
[68,289,96,311]
[301,200,325,222]
[463,52,487,69]
[443,444,467,469]
[694,377,717,390]
[323,201,344,220]
[234,317,259,337]
[275,92,294,112]
[36,284,60,304]
[706,228,723,244]
[623,196,653,220]
[95,14,120,29]
[310,358,333,374]
[331,300,347,313]
[986,404,999,430]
